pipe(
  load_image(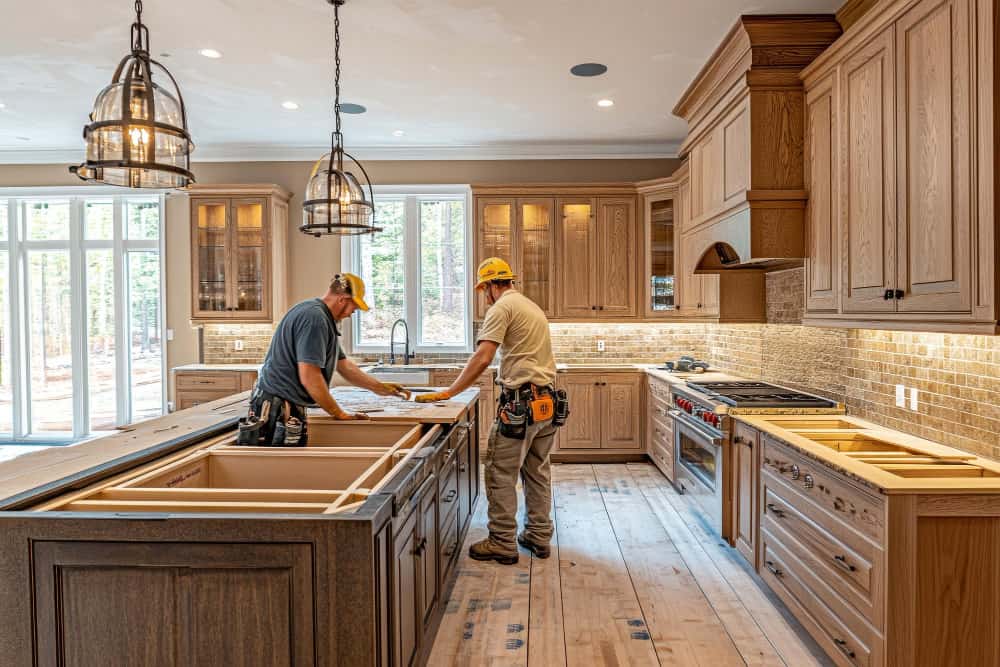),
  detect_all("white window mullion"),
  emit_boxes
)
[70,198,89,438]
[157,194,167,415]
[113,196,130,426]
[8,200,26,438]
[404,196,421,348]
